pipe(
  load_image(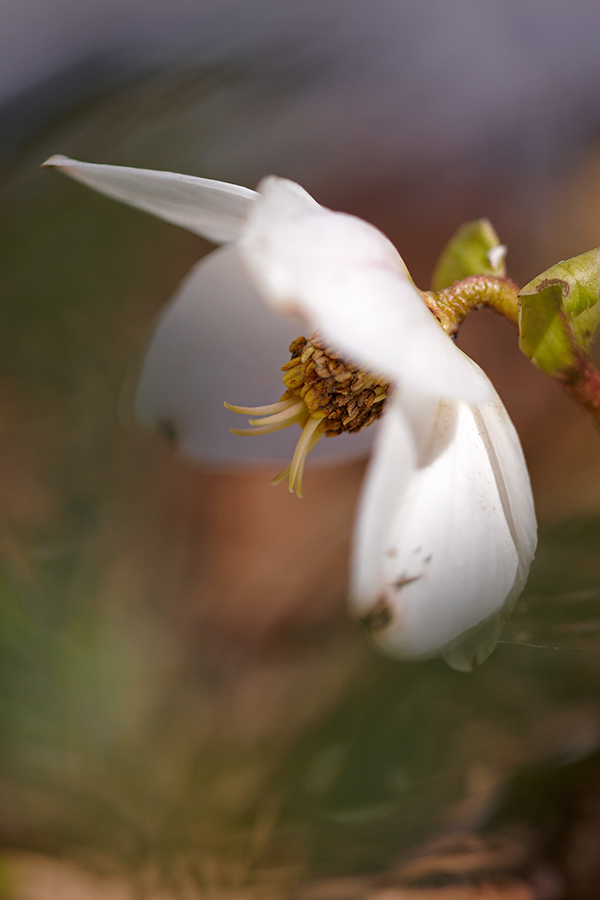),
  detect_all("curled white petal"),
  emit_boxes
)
[43,155,257,243]
[134,245,377,464]
[240,176,491,404]
[350,359,536,670]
